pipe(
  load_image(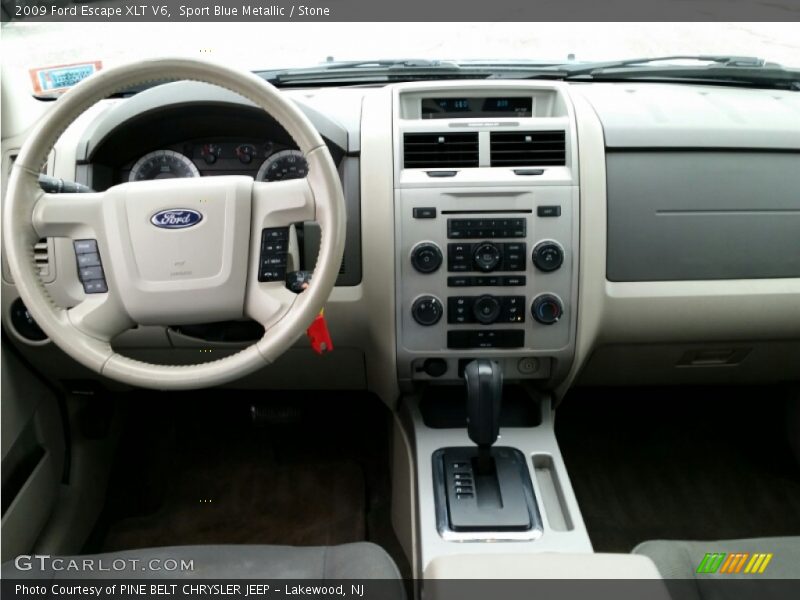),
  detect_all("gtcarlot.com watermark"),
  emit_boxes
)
[13,554,195,573]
